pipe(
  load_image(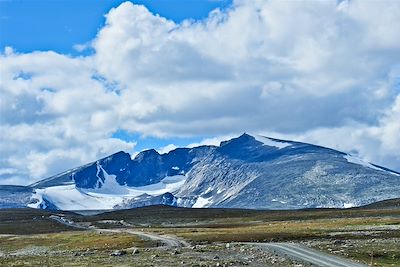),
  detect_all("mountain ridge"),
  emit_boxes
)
[2,133,400,211]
